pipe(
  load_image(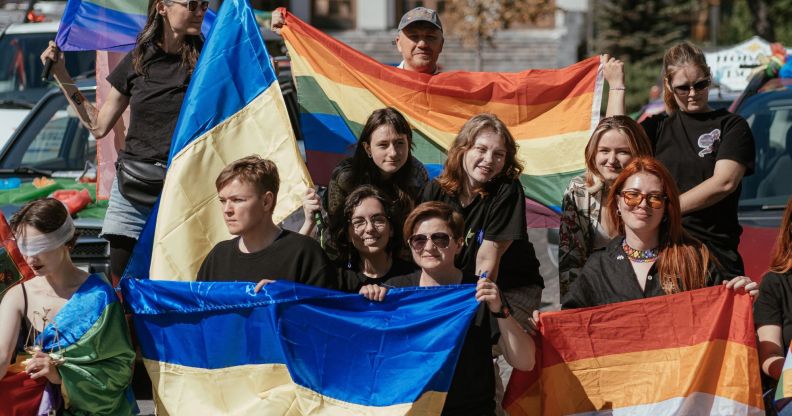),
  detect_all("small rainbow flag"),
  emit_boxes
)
[504,286,764,415]
[279,8,602,211]
[774,342,792,414]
